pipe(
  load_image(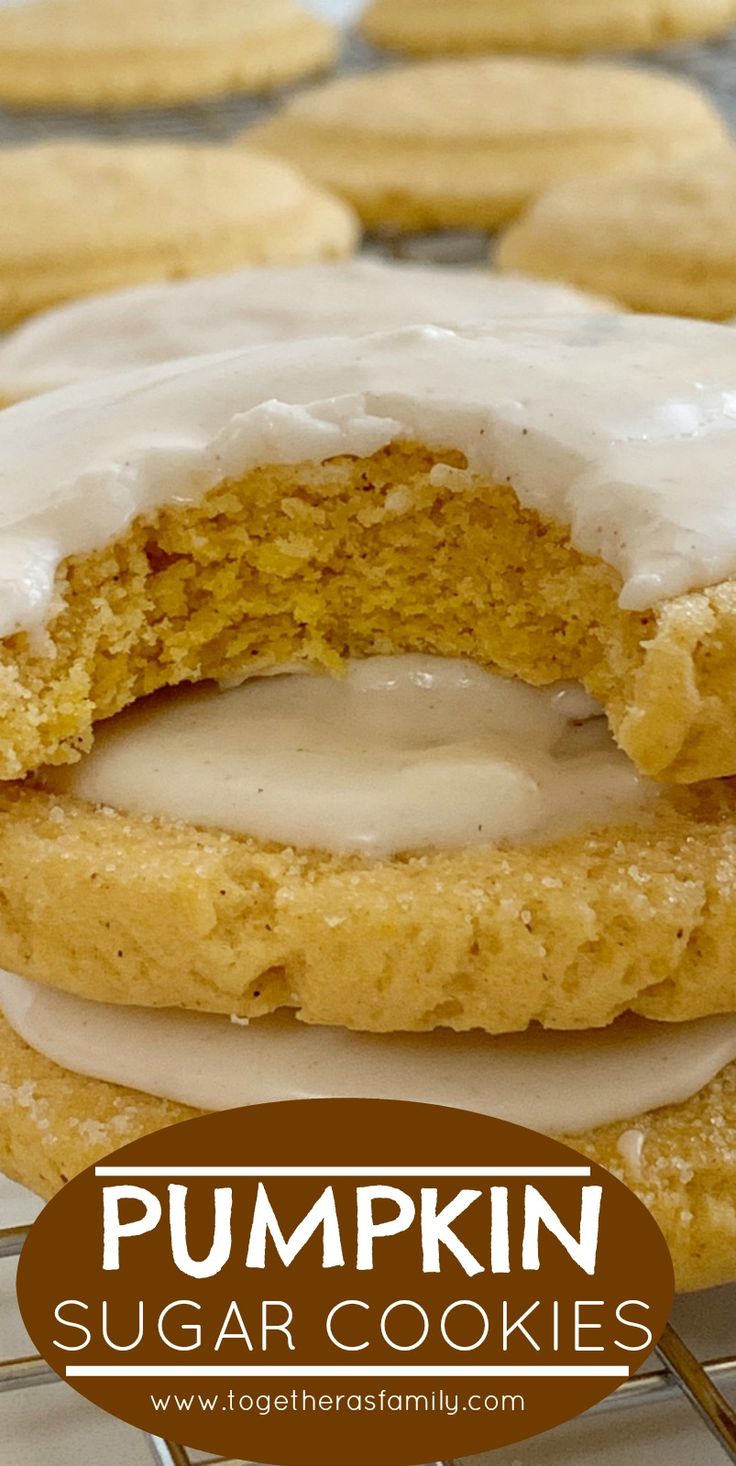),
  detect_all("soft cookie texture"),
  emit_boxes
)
[0,1017,732,1293]
[361,0,736,57]
[2,778,736,1033]
[0,0,337,110]
[3,319,736,785]
[1,441,736,786]
[0,261,611,405]
[246,57,726,232]
[0,143,358,329]
[498,148,736,320]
